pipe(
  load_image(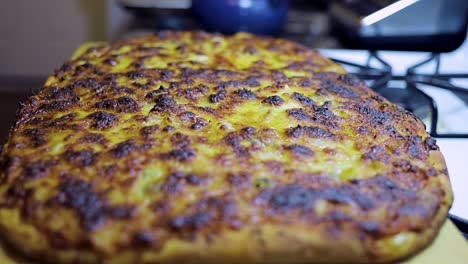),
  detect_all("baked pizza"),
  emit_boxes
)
[0,31,452,263]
